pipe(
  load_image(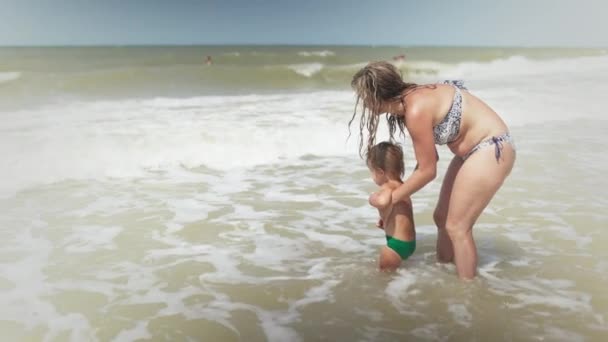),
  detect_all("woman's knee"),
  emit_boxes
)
[444,220,472,241]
